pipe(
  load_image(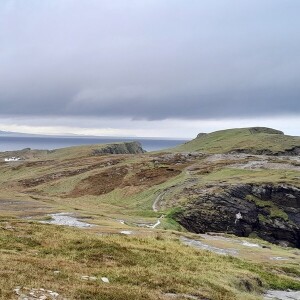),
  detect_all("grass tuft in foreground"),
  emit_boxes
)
[1,218,300,299]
